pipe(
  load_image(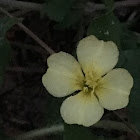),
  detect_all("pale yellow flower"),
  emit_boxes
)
[42,35,133,127]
